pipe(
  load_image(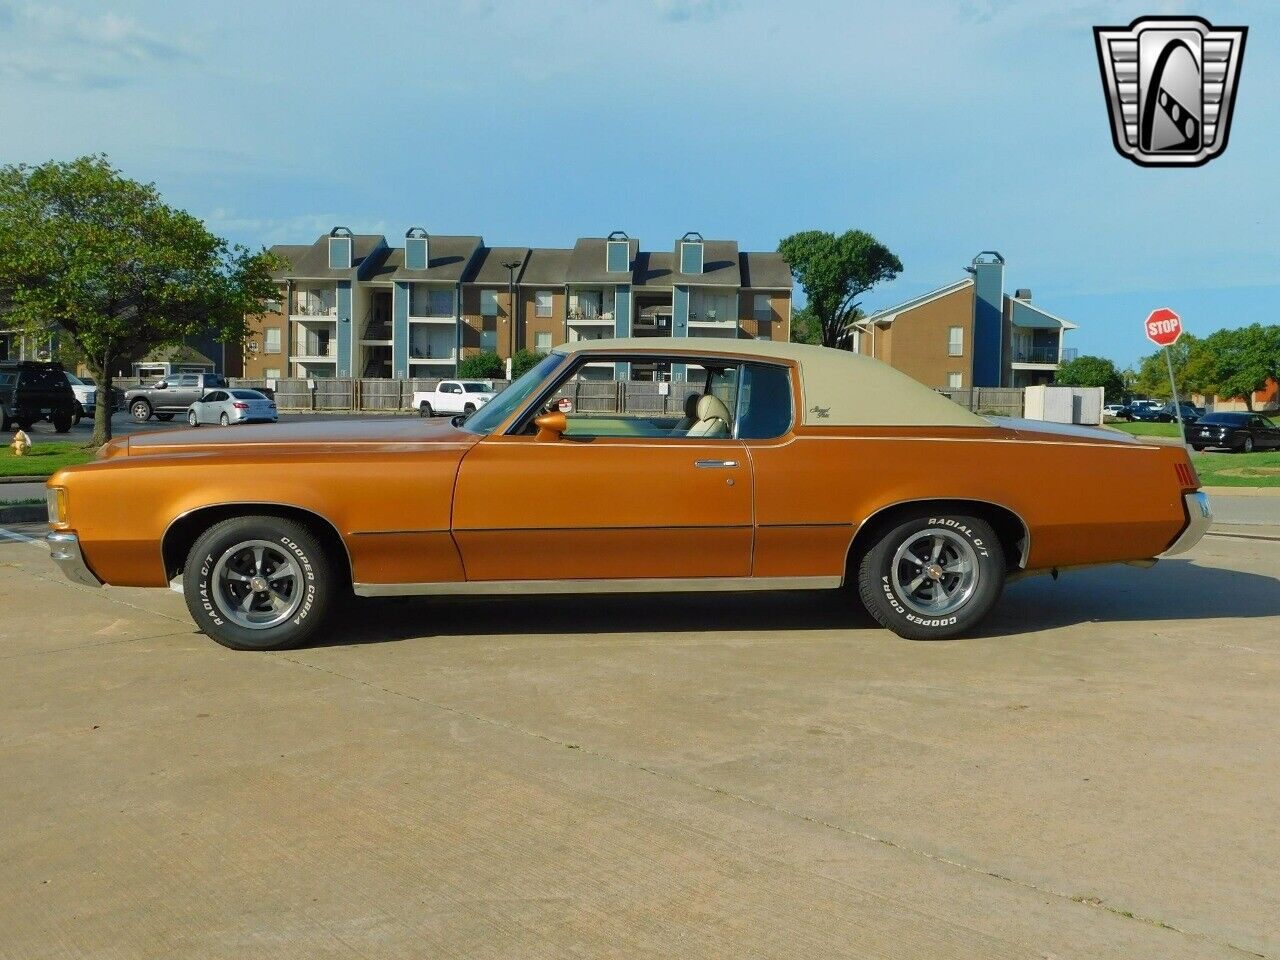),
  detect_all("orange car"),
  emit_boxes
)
[46,339,1211,650]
